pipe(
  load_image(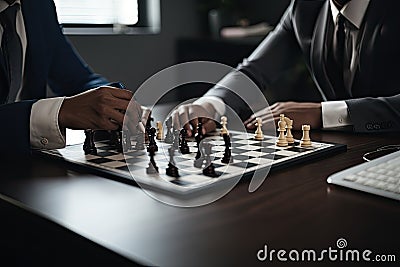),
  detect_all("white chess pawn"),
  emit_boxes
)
[220,116,229,135]
[276,114,288,147]
[156,121,163,140]
[300,124,312,147]
[284,117,294,144]
[254,117,264,141]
